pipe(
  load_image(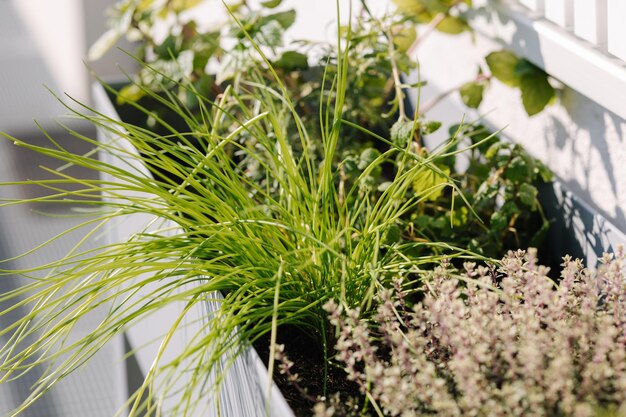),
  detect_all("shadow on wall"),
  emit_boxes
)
[550,87,626,230]
[475,4,626,235]
[539,181,626,269]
